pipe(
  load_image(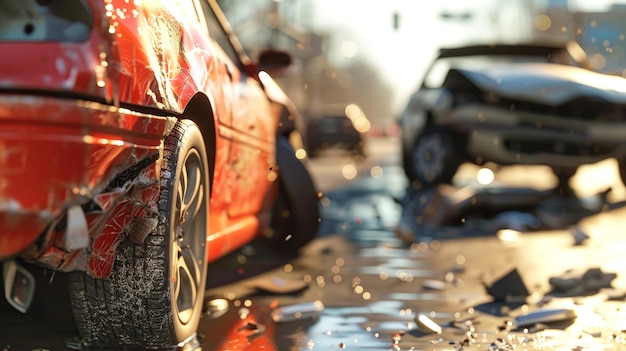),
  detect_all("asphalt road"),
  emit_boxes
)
[4,136,626,350]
